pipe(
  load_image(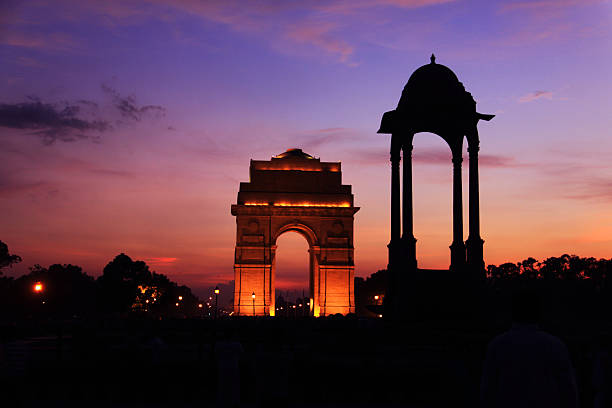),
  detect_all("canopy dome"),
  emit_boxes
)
[397,54,470,112]
[406,54,459,89]
[377,54,494,136]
